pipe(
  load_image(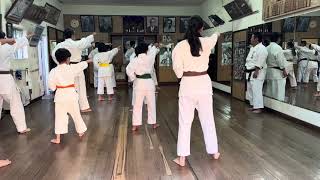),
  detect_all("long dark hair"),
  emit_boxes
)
[287,41,296,56]
[184,15,203,57]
